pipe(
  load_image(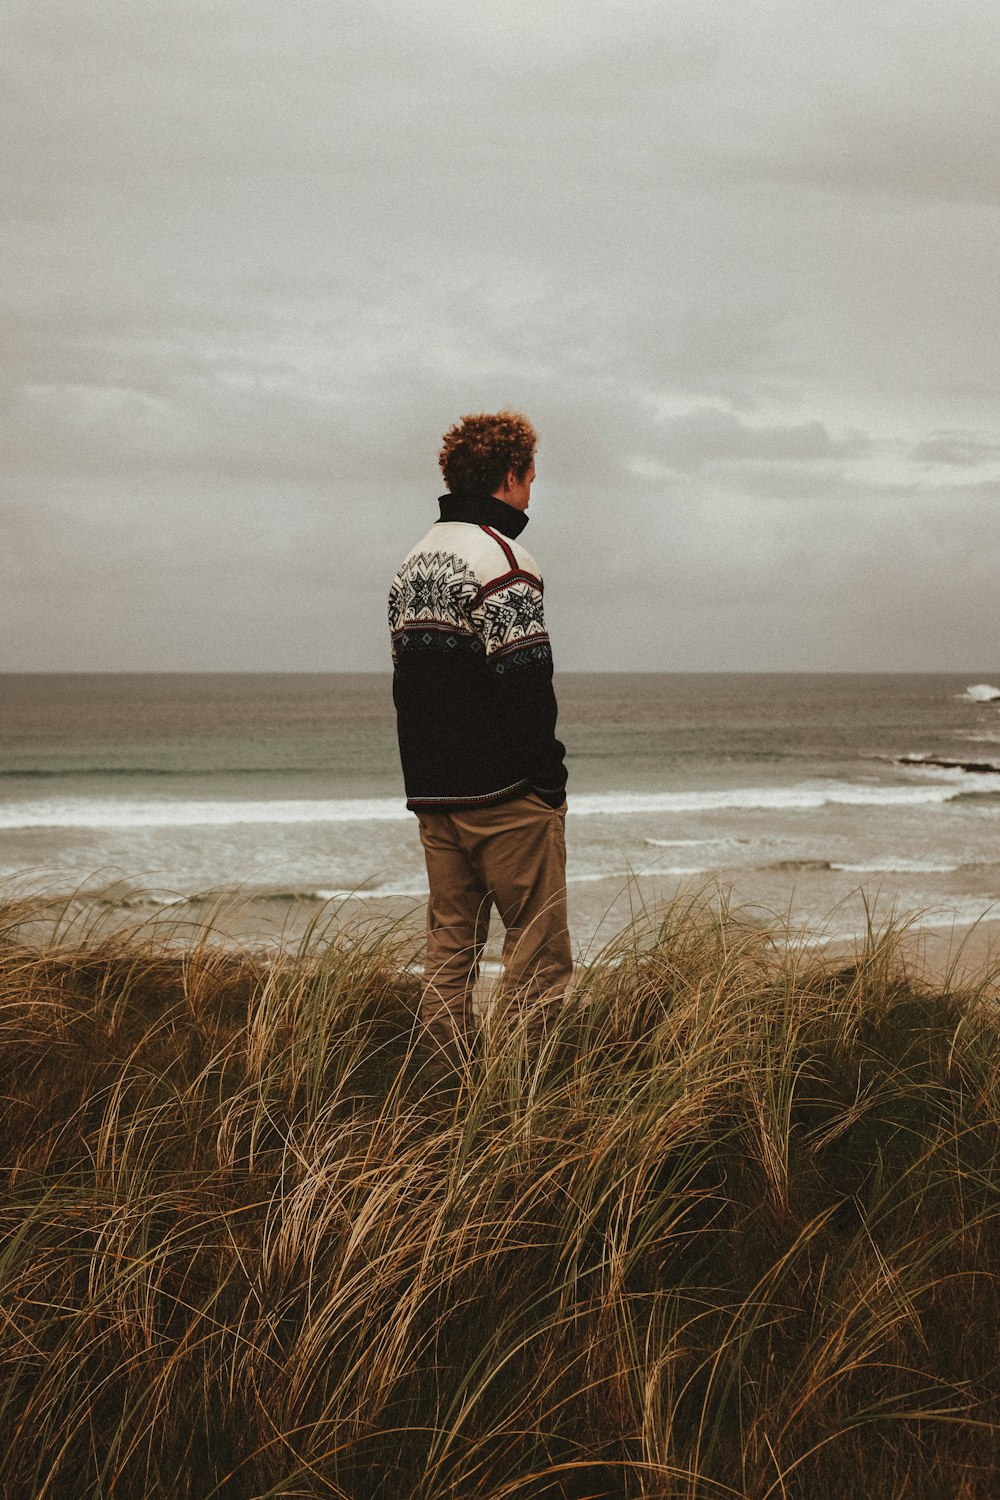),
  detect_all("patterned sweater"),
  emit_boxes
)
[388,492,568,812]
